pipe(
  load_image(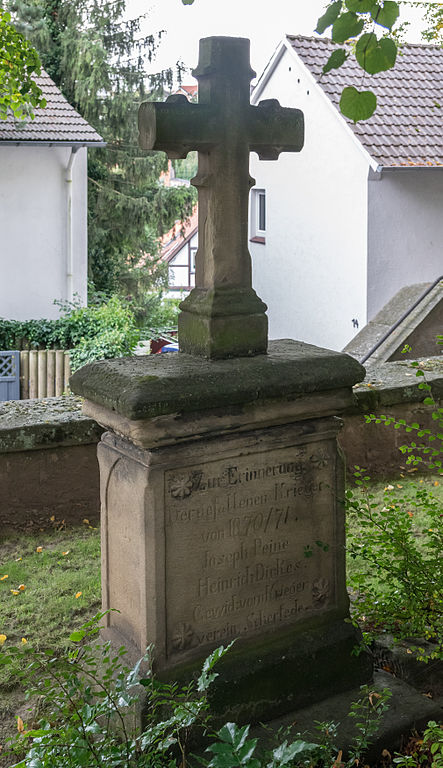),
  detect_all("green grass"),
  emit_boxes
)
[0,524,100,688]
[346,473,443,577]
